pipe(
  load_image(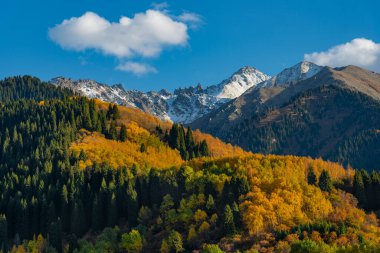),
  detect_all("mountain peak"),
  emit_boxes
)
[213,66,270,99]
[258,61,323,88]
